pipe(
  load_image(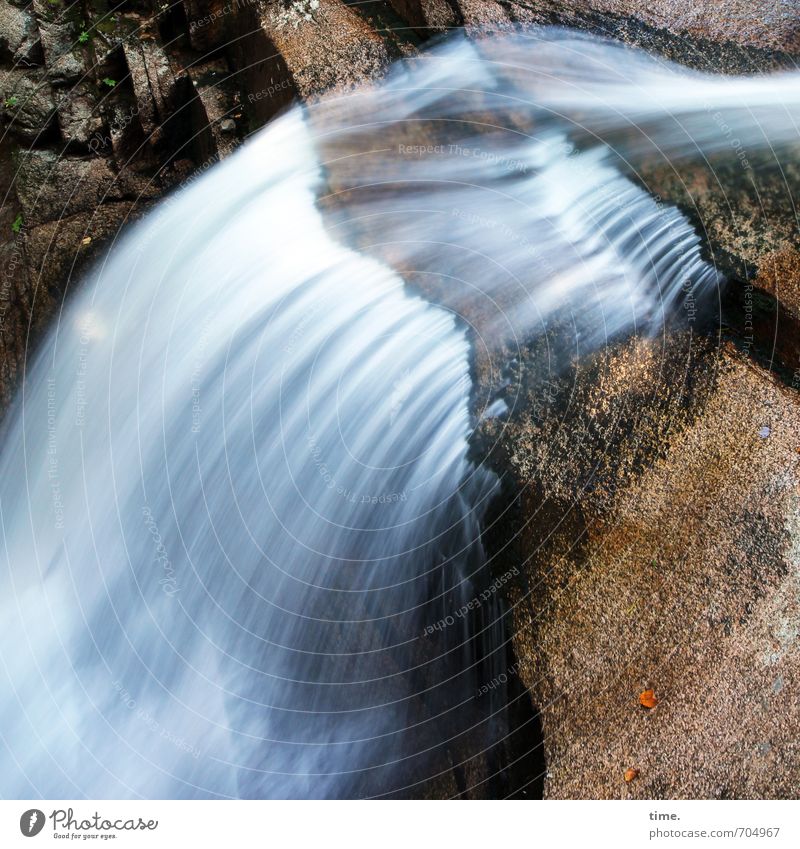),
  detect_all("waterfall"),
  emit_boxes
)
[0,28,796,799]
